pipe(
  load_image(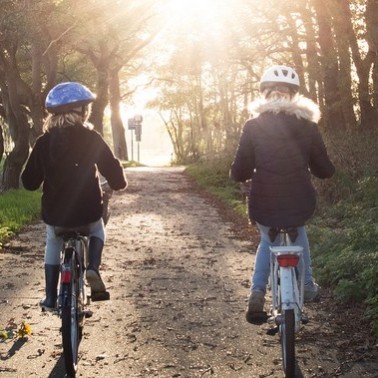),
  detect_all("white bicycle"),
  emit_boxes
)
[268,227,309,377]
